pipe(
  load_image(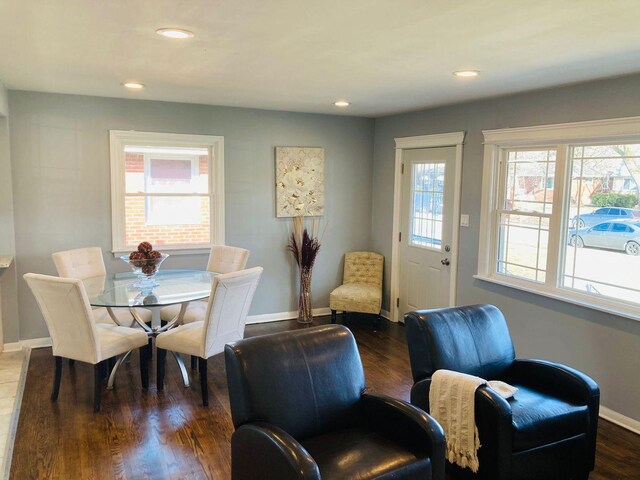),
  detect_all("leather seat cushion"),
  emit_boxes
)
[510,385,589,452]
[329,284,381,314]
[301,426,431,480]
